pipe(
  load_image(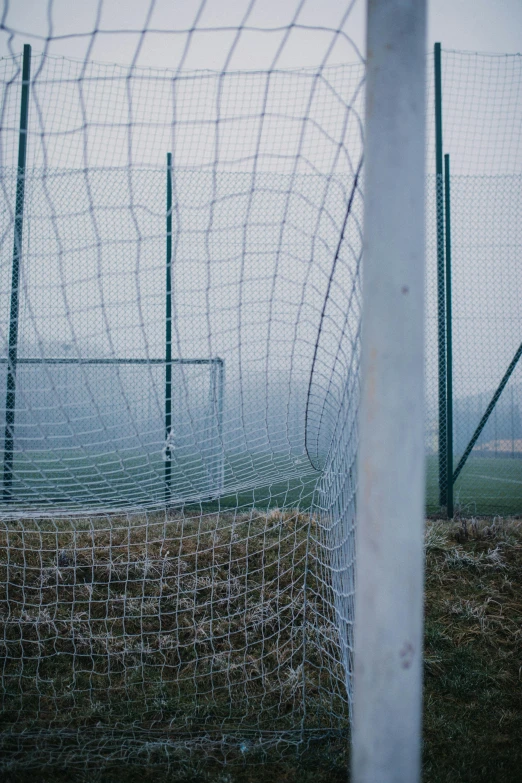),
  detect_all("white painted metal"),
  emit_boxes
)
[352,1,427,781]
